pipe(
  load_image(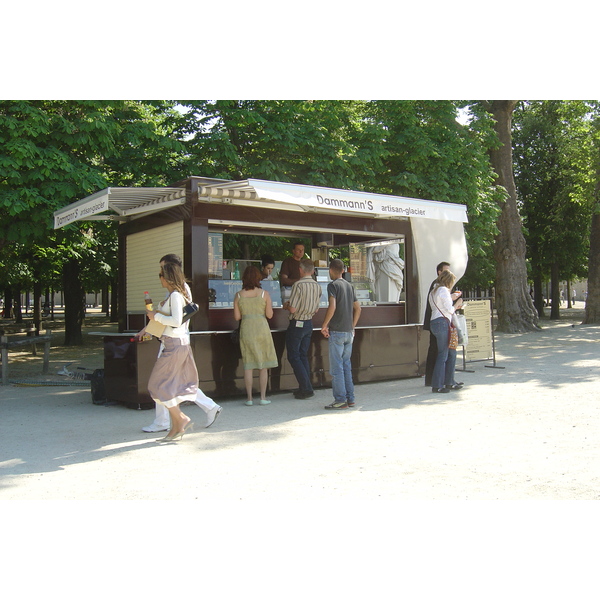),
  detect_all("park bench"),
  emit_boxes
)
[1,328,51,385]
